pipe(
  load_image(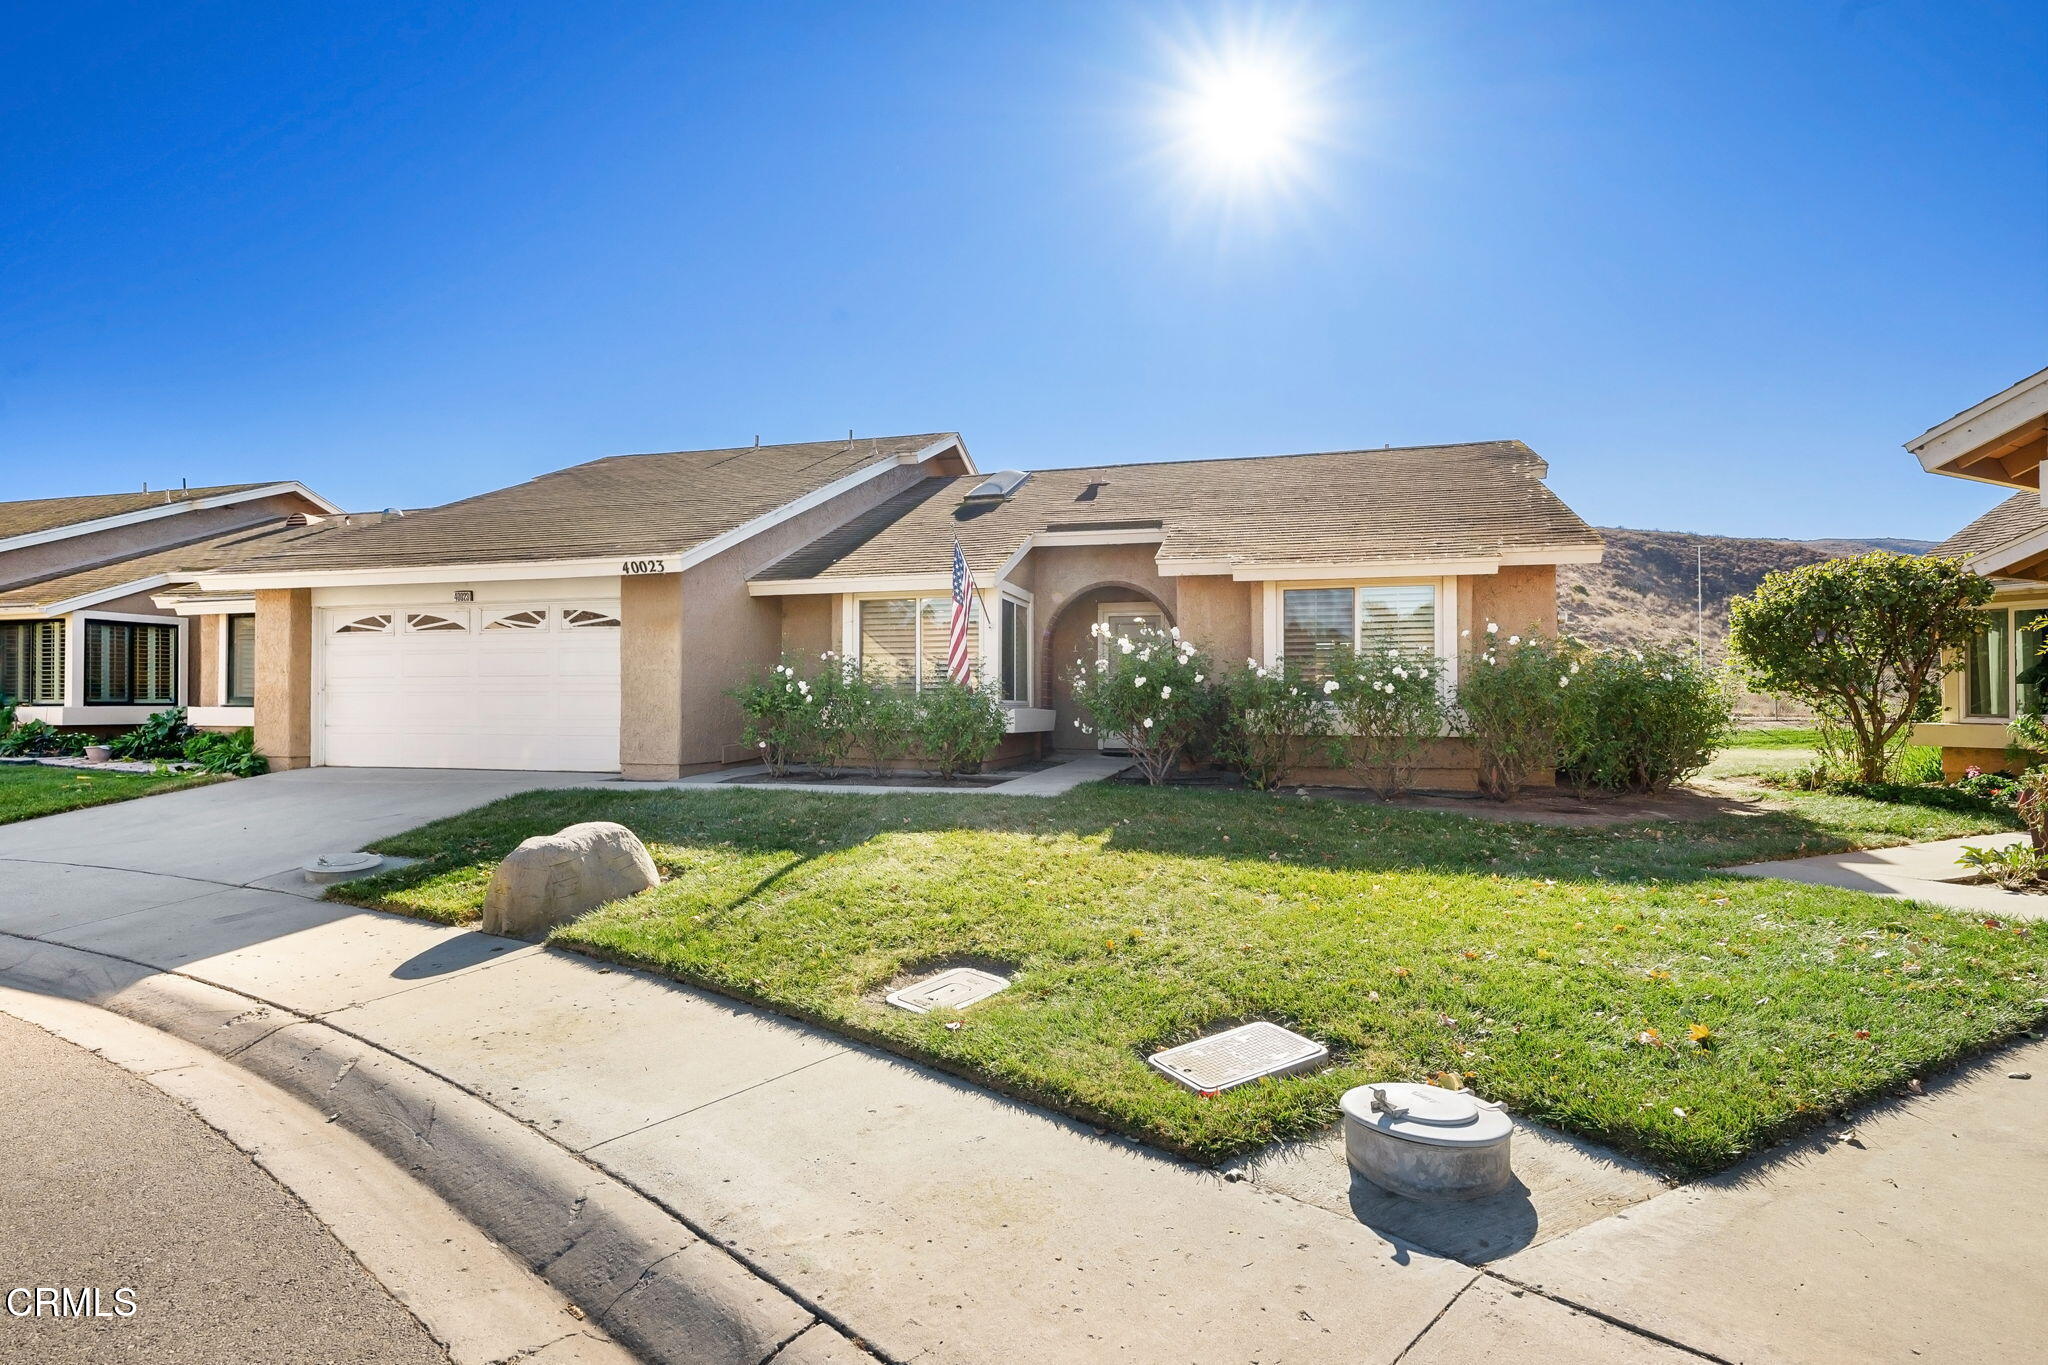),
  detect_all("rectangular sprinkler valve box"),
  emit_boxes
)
[1341,1082,1514,1201]
[885,967,1011,1014]
[1148,1022,1328,1093]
